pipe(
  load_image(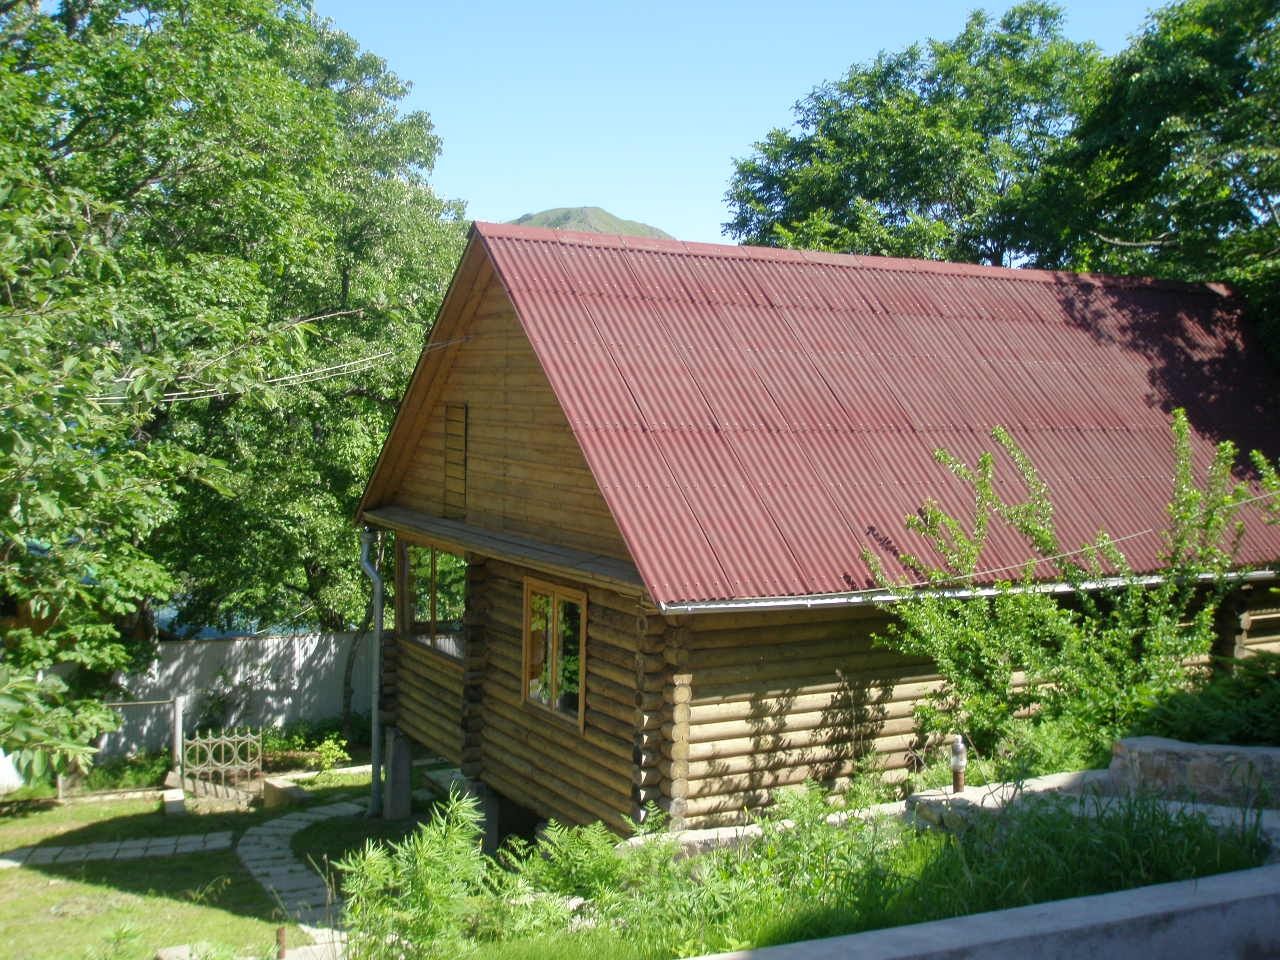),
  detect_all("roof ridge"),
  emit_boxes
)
[471,220,1230,297]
